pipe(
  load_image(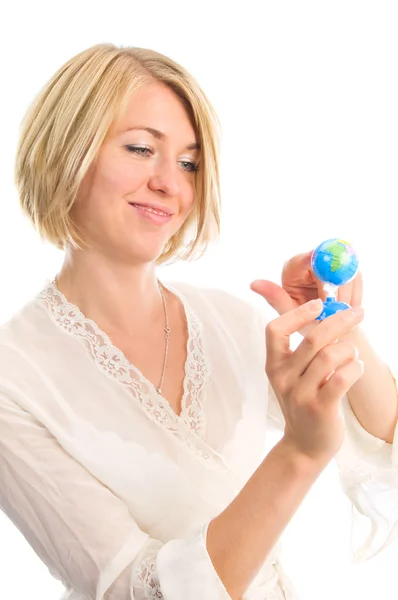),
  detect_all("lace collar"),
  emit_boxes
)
[36,278,235,472]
